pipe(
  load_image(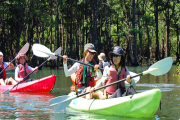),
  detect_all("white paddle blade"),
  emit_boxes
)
[143,57,173,76]
[50,47,61,60]
[49,95,75,111]
[16,43,29,58]
[32,43,55,58]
